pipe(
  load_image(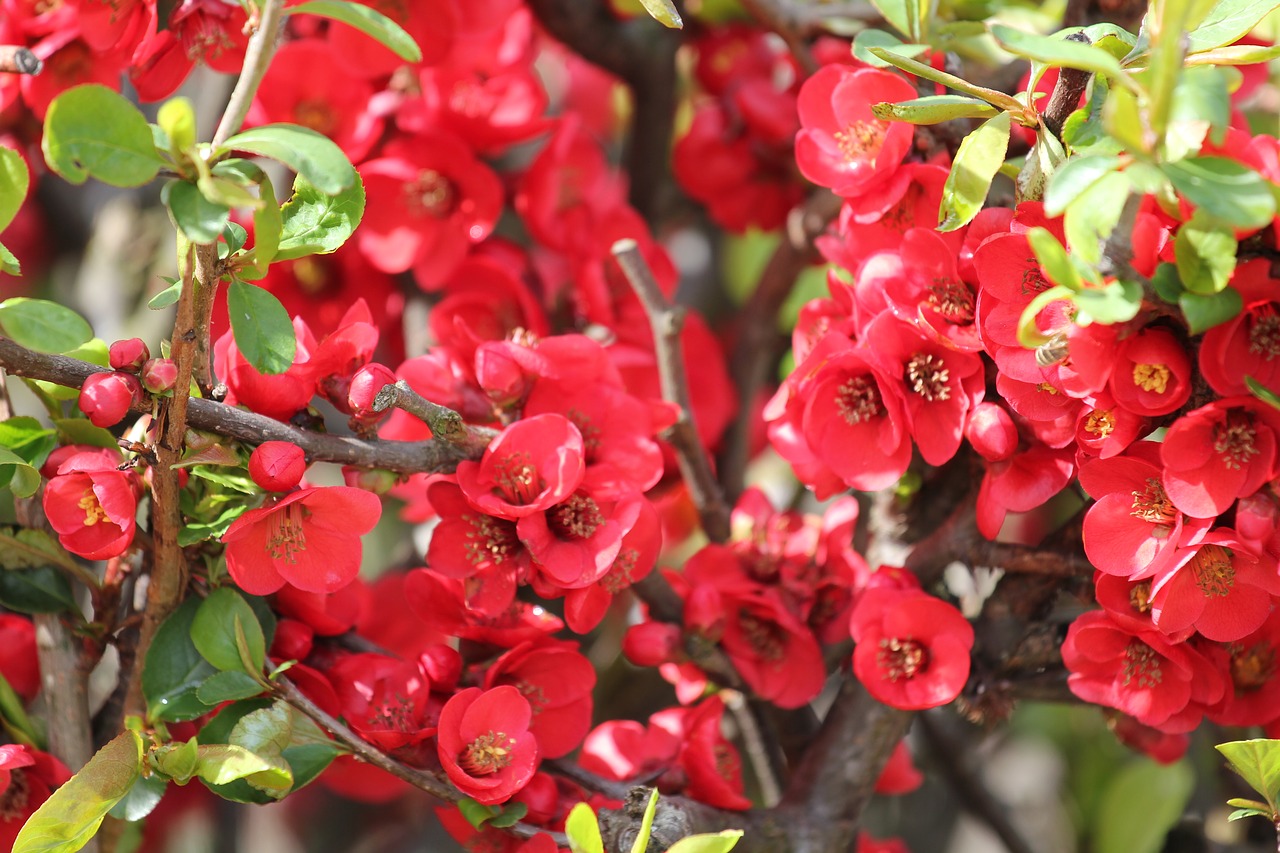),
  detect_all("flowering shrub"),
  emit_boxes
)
[0,0,1279,851]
